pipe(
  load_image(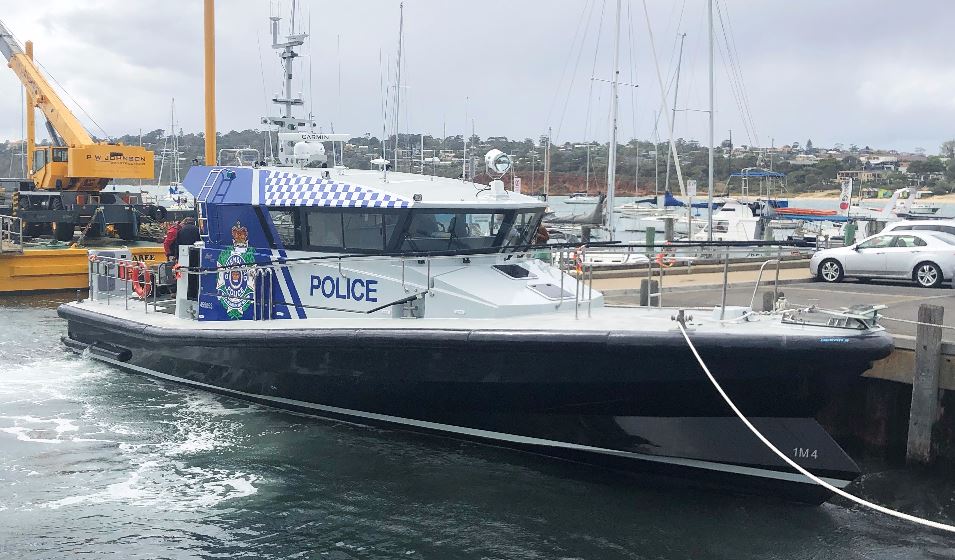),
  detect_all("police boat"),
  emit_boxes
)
[58,9,892,503]
[58,146,894,504]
